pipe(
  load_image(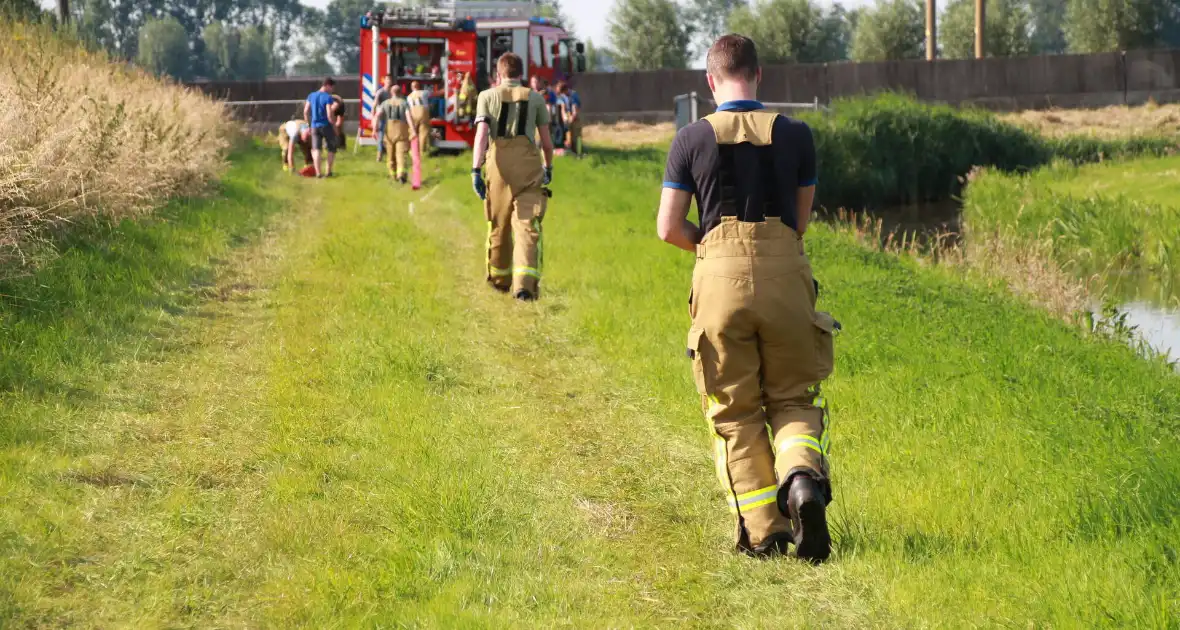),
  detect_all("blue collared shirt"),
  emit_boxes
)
[715,99,765,112]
